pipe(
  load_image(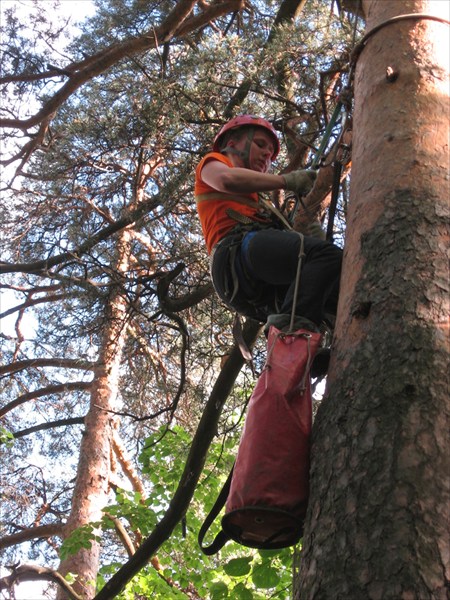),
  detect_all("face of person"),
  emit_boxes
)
[230,128,275,172]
